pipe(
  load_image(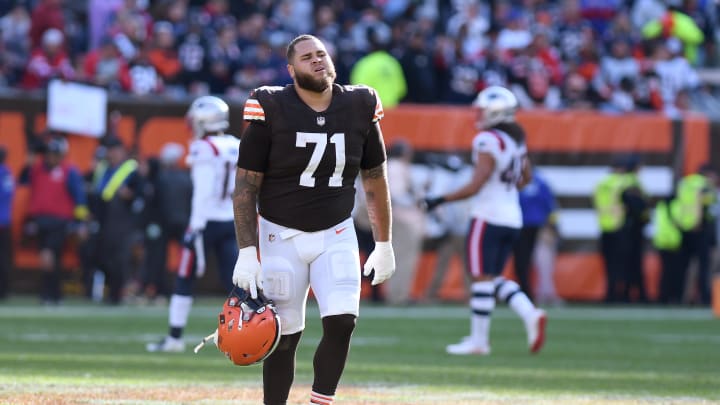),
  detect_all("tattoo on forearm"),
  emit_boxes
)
[365,190,379,236]
[232,169,262,248]
[361,162,392,241]
[363,165,384,179]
